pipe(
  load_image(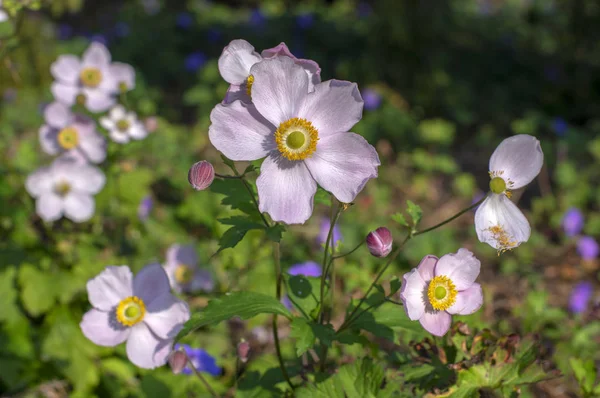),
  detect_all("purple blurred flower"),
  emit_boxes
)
[551,117,567,137]
[281,295,293,310]
[296,13,314,29]
[138,195,153,221]
[363,88,381,111]
[249,9,266,27]
[185,52,207,72]
[114,22,130,38]
[90,34,108,46]
[176,12,194,29]
[163,244,214,294]
[562,208,584,237]
[288,261,321,277]
[569,281,593,314]
[207,28,222,44]
[318,217,342,247]
[578,236,599,260]
[357,2,373,18]
[174,344,221,376]
[471,192,485,211]
[57,24,73,40]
